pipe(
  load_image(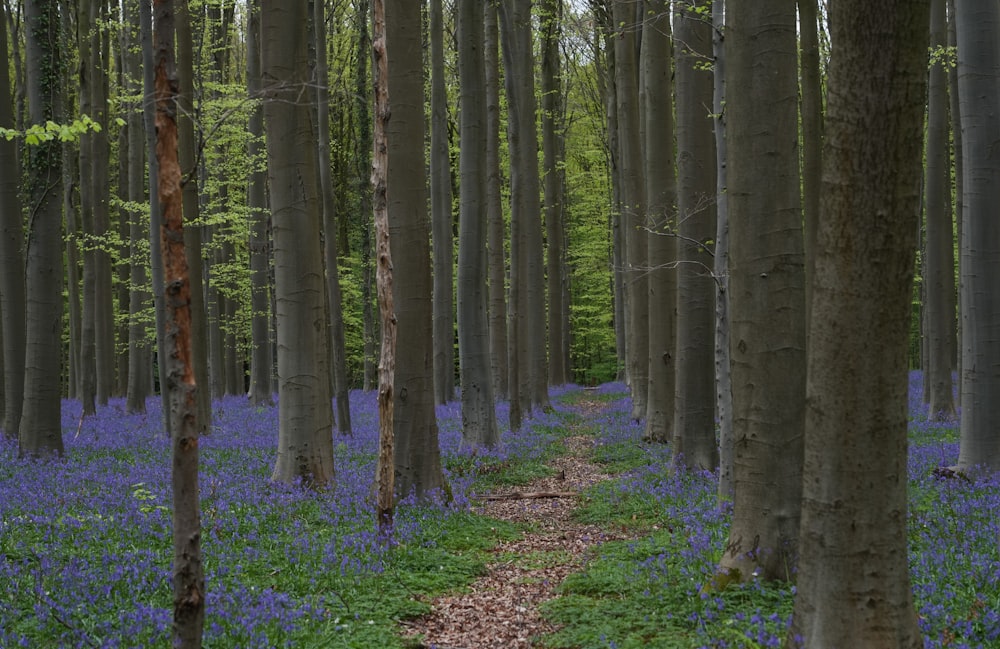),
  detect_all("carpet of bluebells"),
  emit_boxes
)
[0,372,997,648]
